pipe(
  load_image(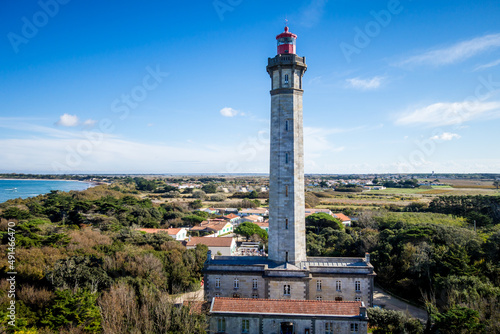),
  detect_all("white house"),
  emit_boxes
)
[240,215,264,224]
[185,237,236,256]
[239,208,269,217]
